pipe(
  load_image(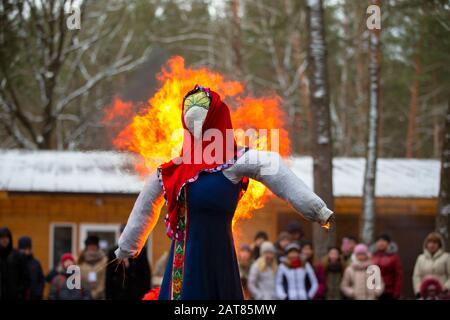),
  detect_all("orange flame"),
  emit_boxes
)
[104,56,291,229]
